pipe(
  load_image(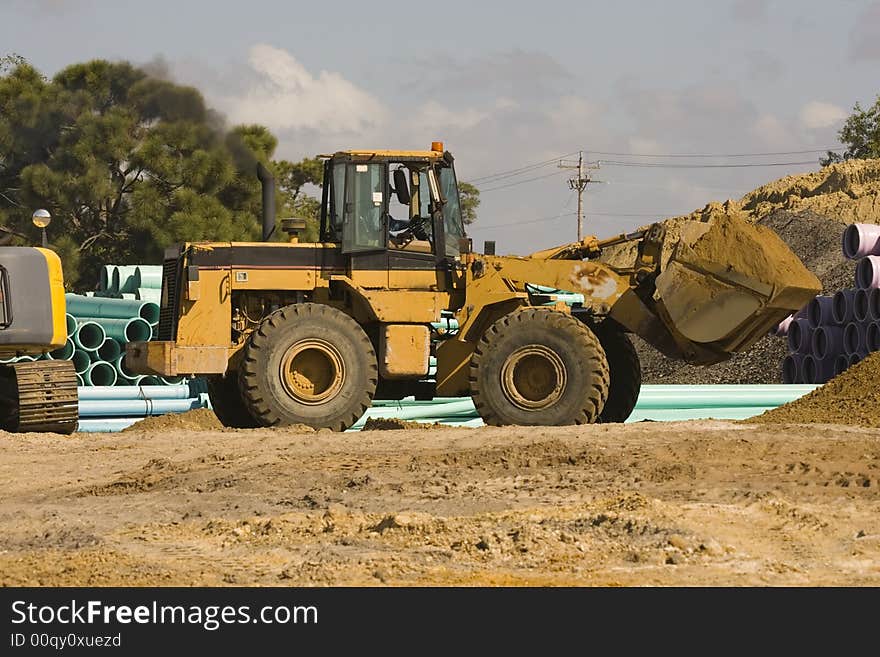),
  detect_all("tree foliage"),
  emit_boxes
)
[821,95,880,166]
[458,181,480,225]
[0,58,323,287]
